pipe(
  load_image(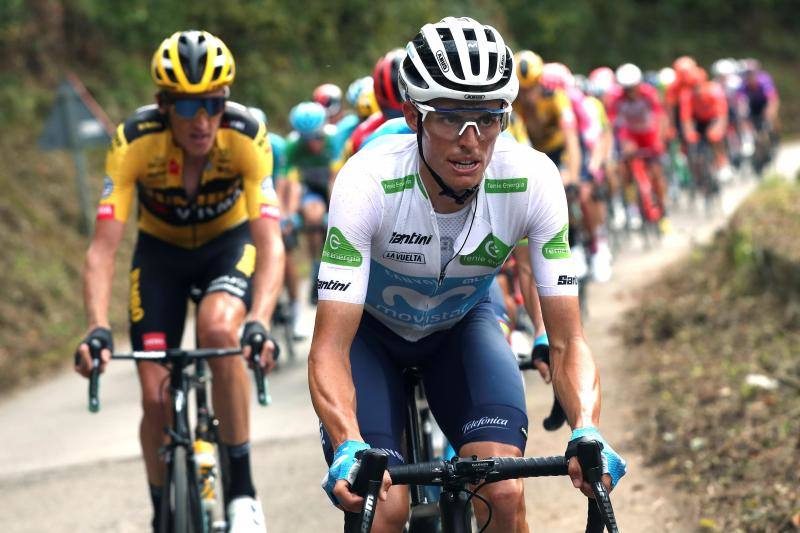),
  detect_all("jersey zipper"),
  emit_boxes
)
[436,194,479,288]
